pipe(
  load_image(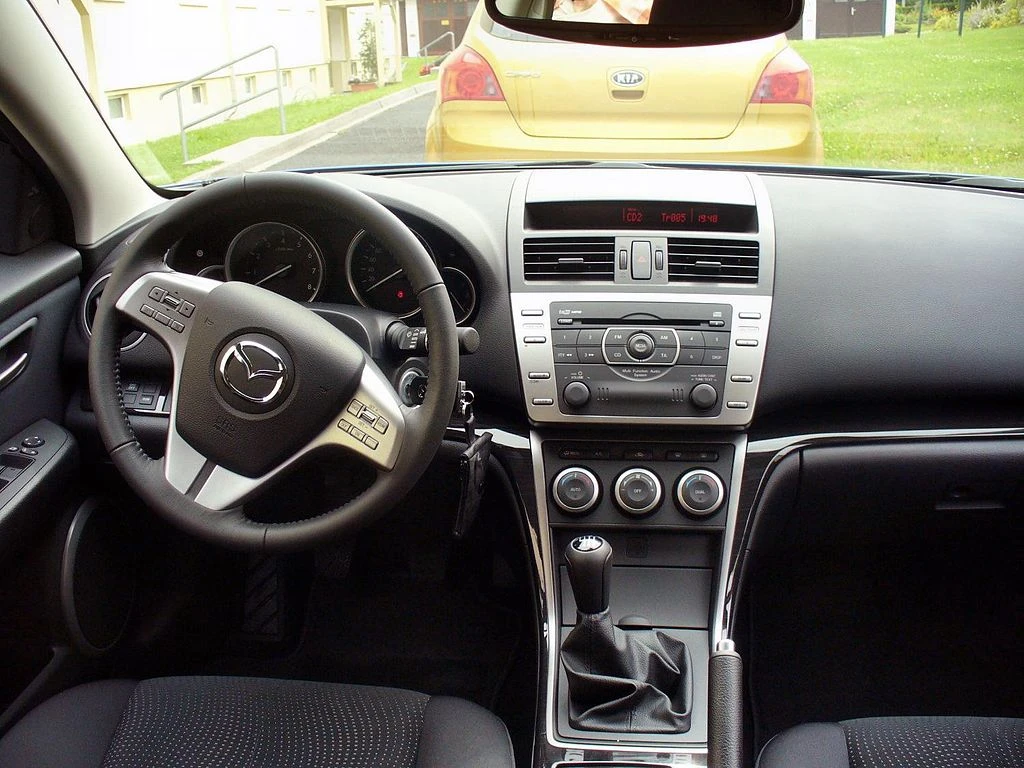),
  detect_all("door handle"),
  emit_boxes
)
[0,317,37,392]
[0,352,28,389]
